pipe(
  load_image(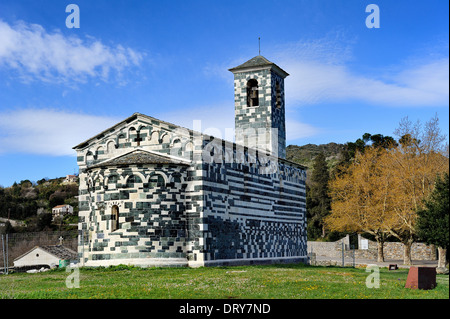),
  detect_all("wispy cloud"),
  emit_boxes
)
[273,38,449,107]
[0,19,144,83]
[0,105,318,157]
[286,117,321,141]
[0,108,120,156]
